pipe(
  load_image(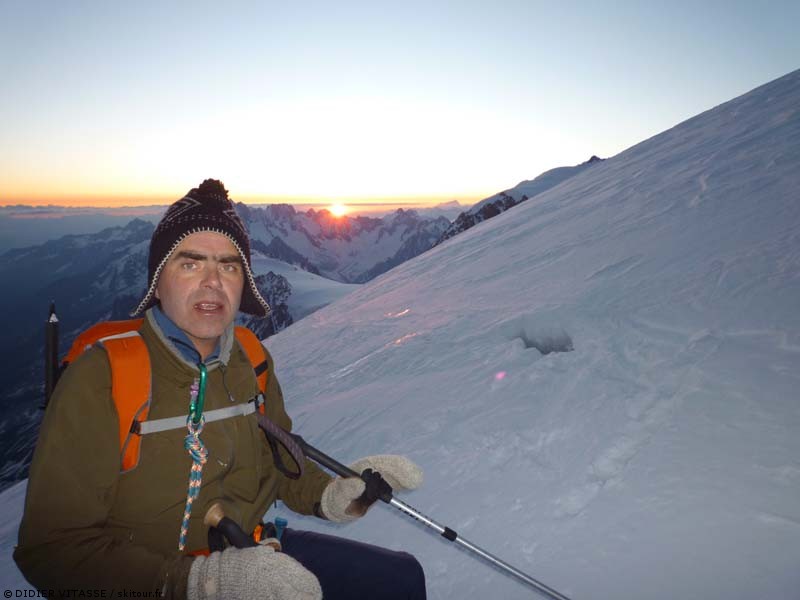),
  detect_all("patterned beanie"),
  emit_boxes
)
[131,179,270,317]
